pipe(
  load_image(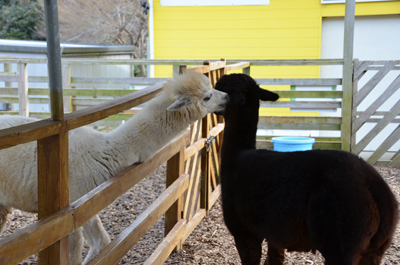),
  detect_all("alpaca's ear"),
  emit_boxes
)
[258,88,279,102]
[167,97,191,111]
